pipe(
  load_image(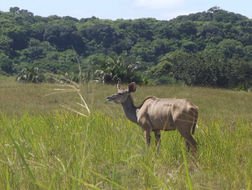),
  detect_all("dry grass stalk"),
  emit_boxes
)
[46,73,90,117]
